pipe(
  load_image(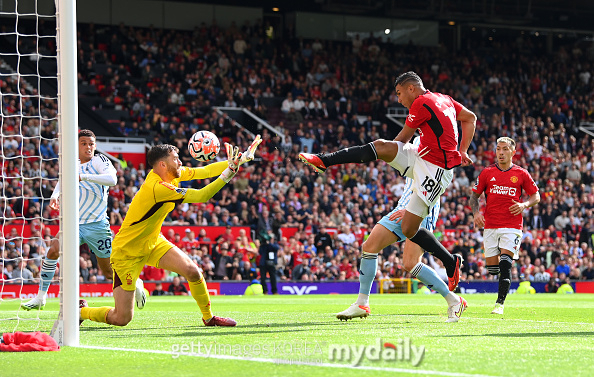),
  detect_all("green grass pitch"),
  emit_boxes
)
[1,294,593,377]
